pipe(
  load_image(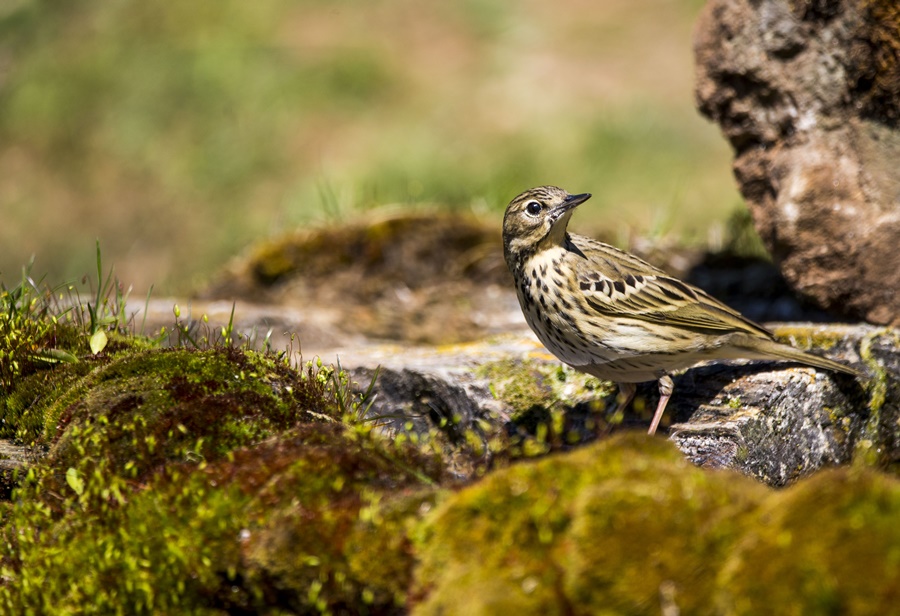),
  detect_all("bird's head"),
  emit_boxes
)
[502,185,591,266]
